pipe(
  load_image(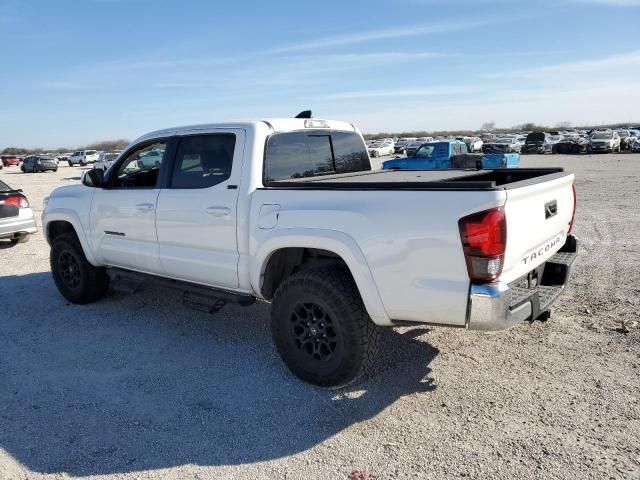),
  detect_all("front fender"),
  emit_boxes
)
[251,228,392,326]
[43,207,98,266]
